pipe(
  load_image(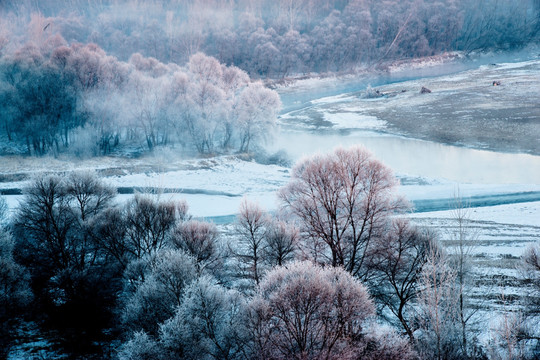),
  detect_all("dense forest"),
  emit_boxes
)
[0,0,539,157]
[2,0,539,75]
